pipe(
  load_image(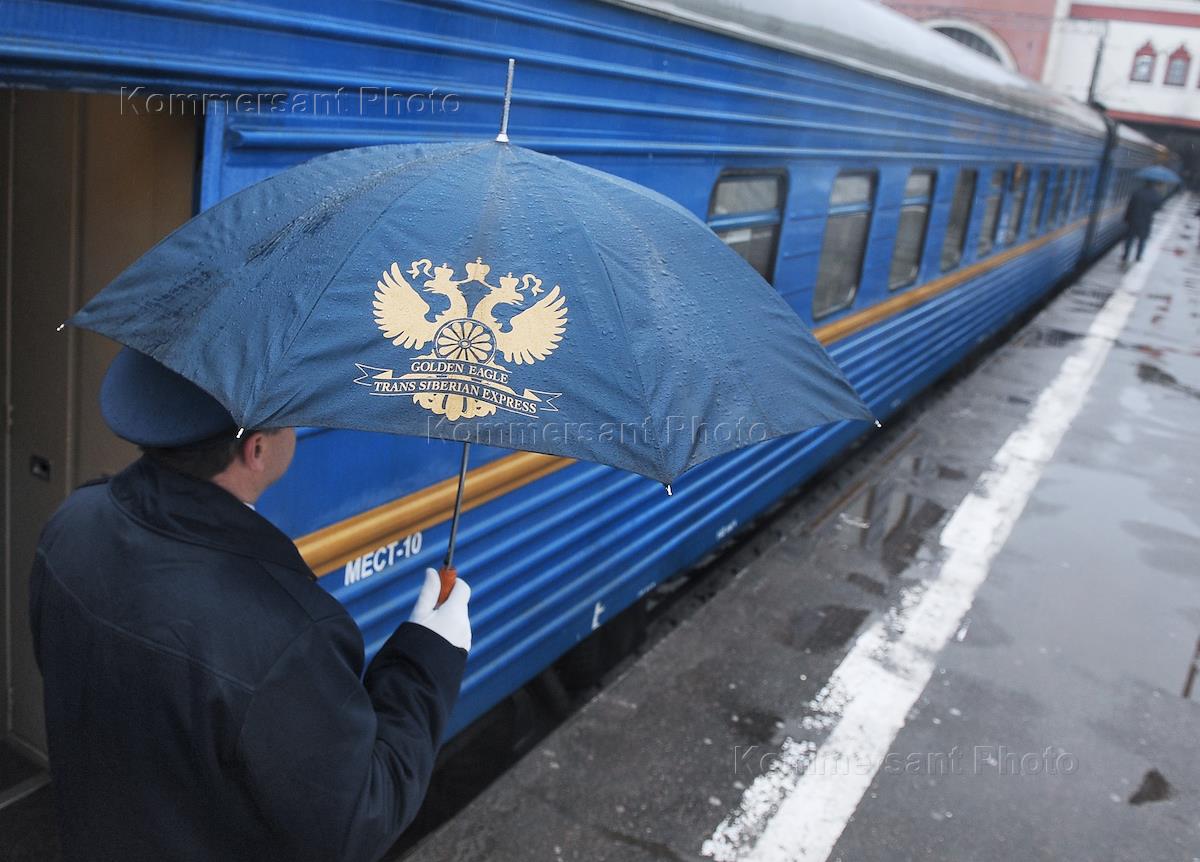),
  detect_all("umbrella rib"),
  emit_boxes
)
[573,165,784,476]
[555,182,671,483]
